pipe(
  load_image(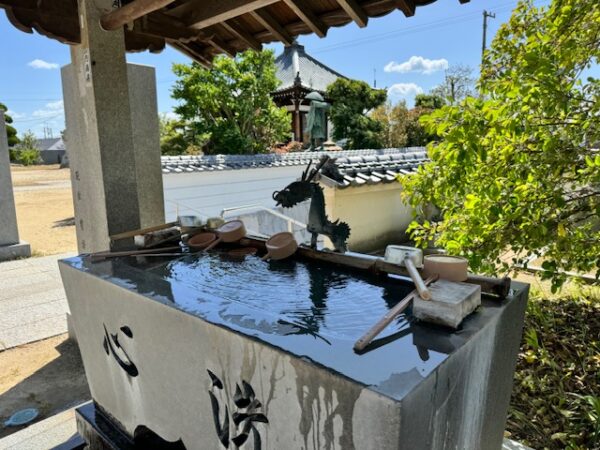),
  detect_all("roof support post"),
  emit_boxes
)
[62,0,164,252]
[293,99,302,142]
